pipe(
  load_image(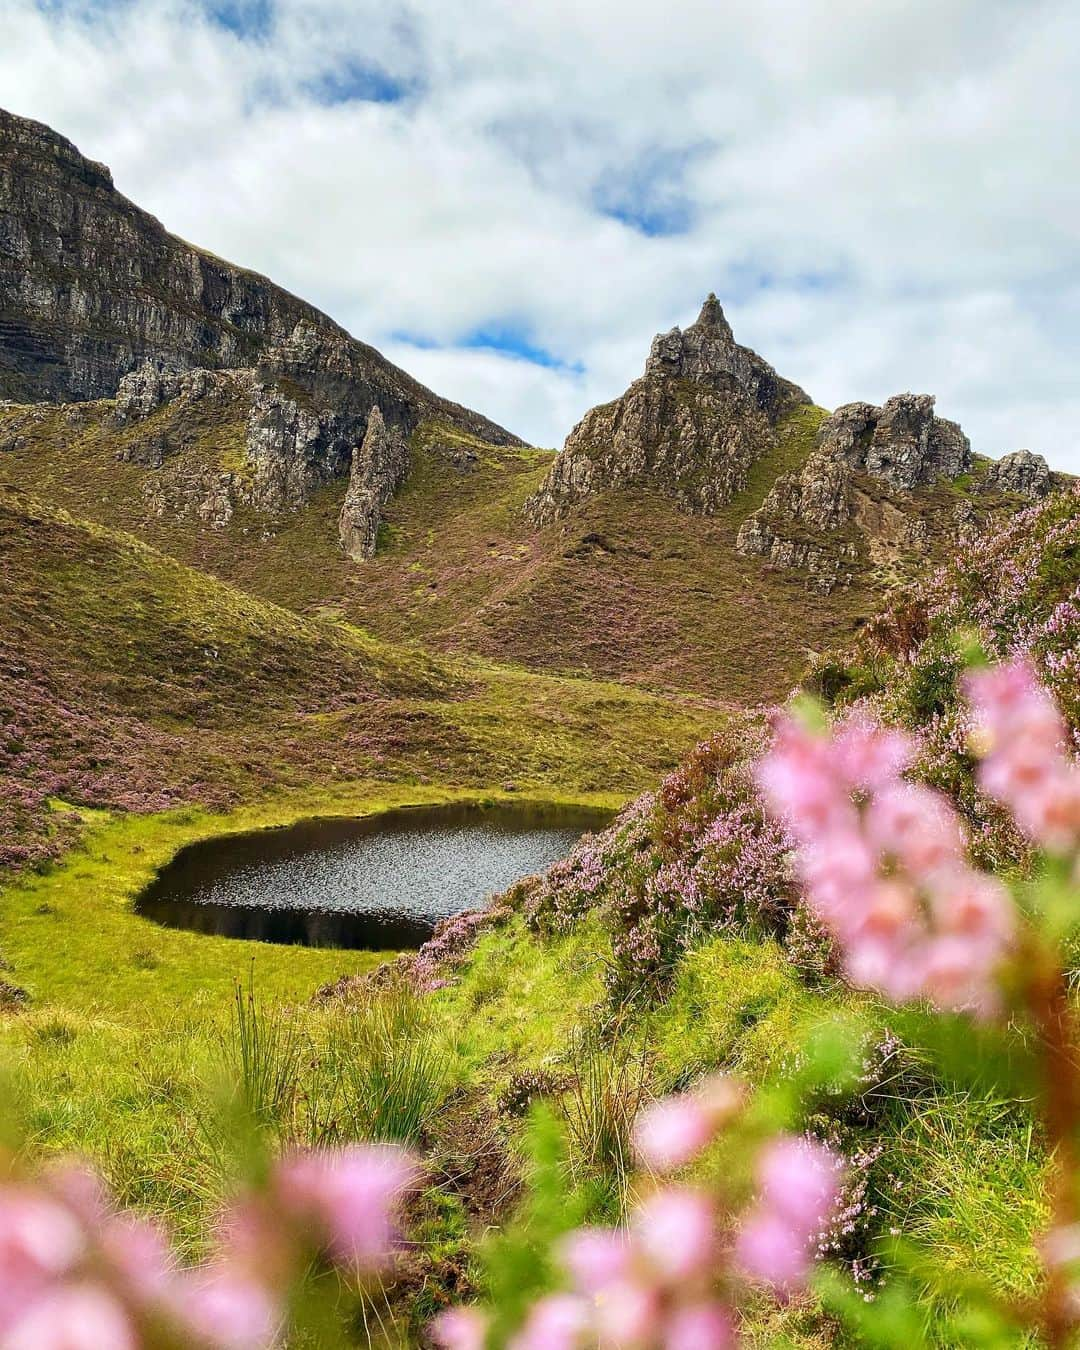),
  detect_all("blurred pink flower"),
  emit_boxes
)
[592,1278,661,1347]
[758,1138,841,1231]
[634,1188,716,1284]
[662,1300,735,1350]
[560,1228,631,1295]
[273,1144,416,1269]
[968,659,1080,855]
[2,1283,135,1350]
[735,1208,811,1290]
[429,1305,489,1350]
[508,1293,590,1350]
[180,1270,279,1350]
[633,1097,714,1173]
[0,1188,85,1332]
